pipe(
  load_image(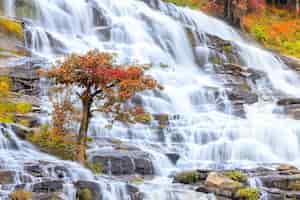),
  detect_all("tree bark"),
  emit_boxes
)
[76,91,92,164]
[297,0,299,17]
